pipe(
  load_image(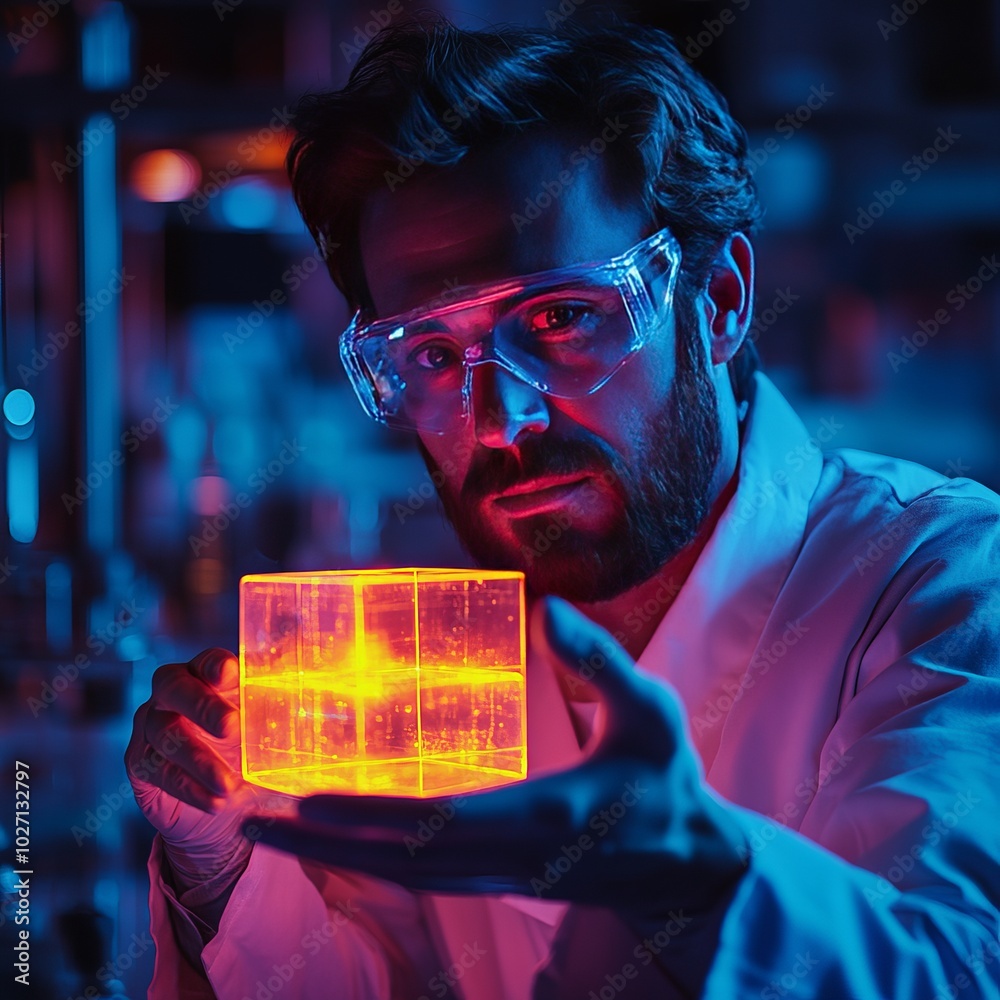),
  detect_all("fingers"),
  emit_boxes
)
[150,650,238,739]
[189,647,240,701]
[532,596,641,705]
[148,708,237,793]
[532,597,683,754]
[133,745,227,814]
[246,815,538,891]
[125,703,224,812]
[294,769,595,854]
[125,648,243,815]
